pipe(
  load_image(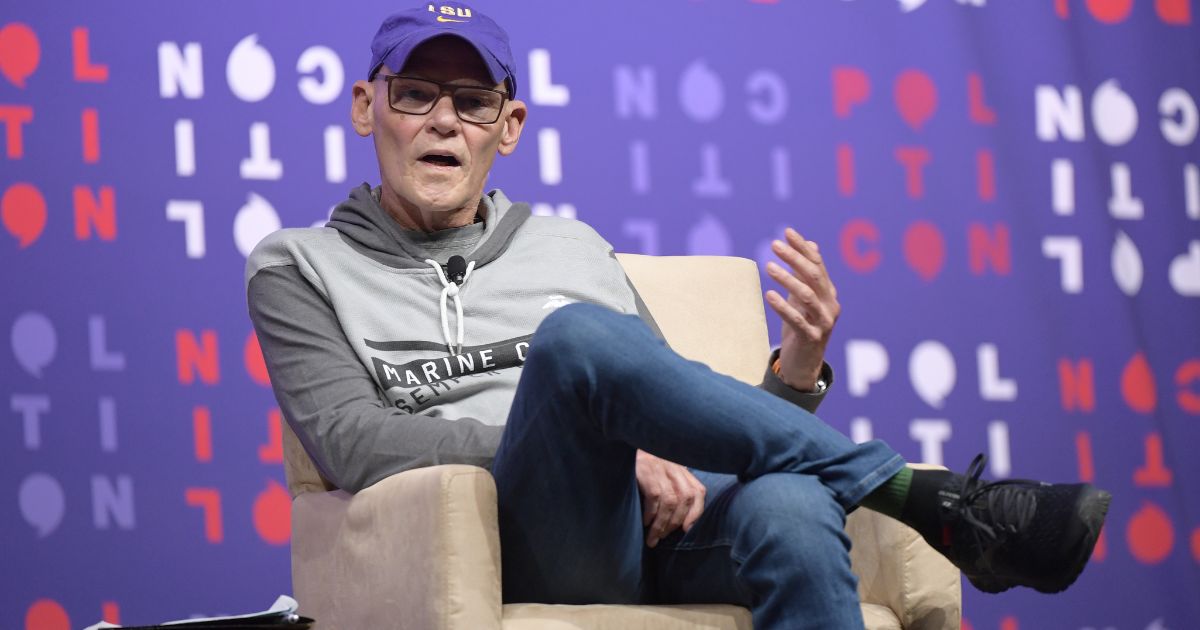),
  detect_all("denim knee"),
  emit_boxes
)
[536,302,607,348]
[529,303,645,373]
